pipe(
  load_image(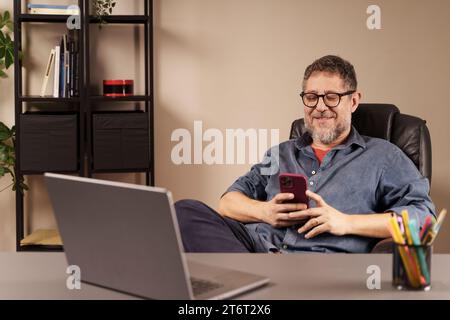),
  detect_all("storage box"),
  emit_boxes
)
[92,112,150,170]
[19,113,78,172]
